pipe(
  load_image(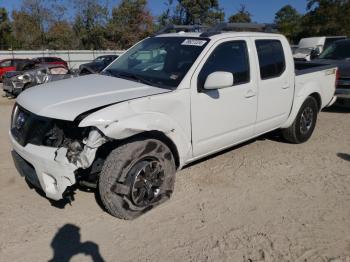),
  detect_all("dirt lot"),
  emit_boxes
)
[0,92,349,262]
